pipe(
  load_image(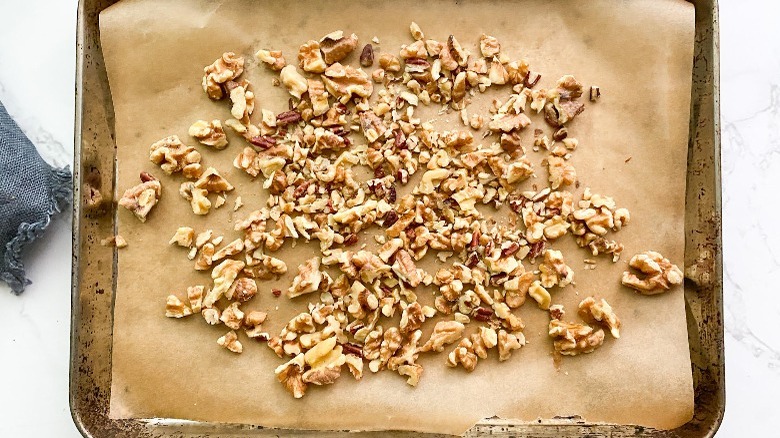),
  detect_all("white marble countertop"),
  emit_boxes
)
[0,0,776,436]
